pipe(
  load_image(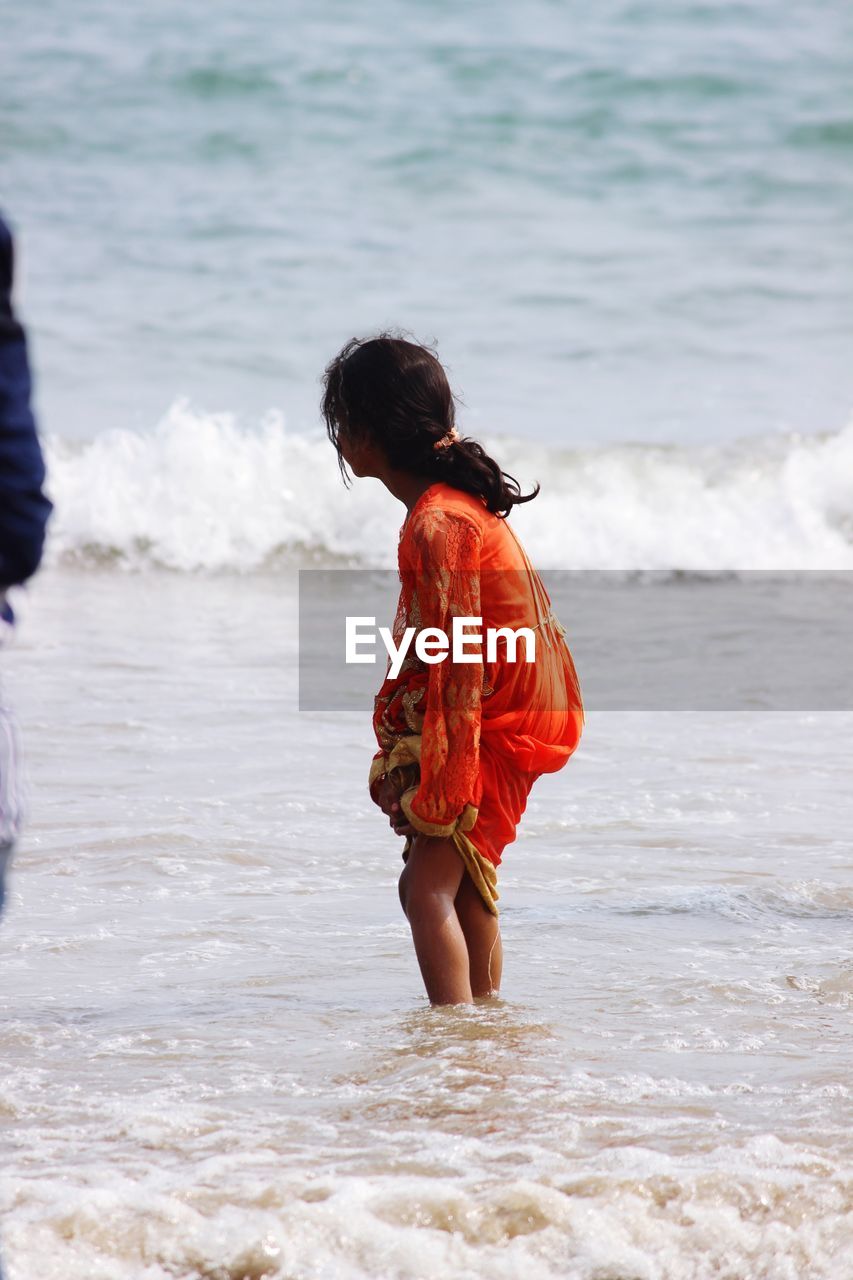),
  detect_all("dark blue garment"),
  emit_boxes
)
[0,214,52,609]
